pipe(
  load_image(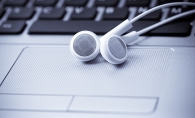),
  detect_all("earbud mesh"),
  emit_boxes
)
[108,36,126,59]
[73,34,96,56]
